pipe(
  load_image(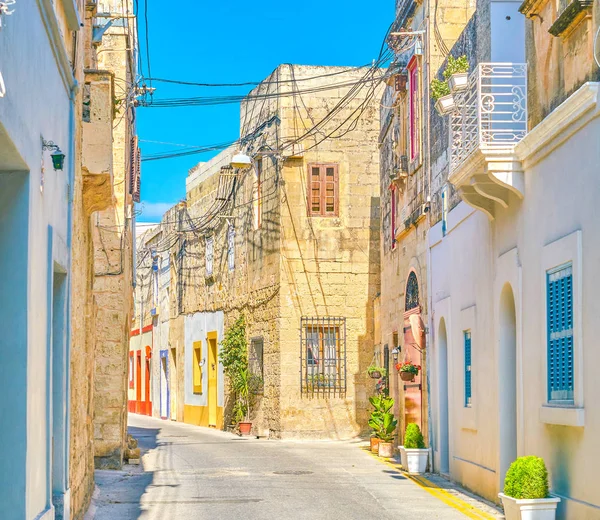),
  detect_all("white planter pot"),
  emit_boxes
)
[405,448,428,474]
[499,493,561,520]
[378,442,394,458]
[434,94,455,116]
[448,72,468,94]
[399,446,408,469]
